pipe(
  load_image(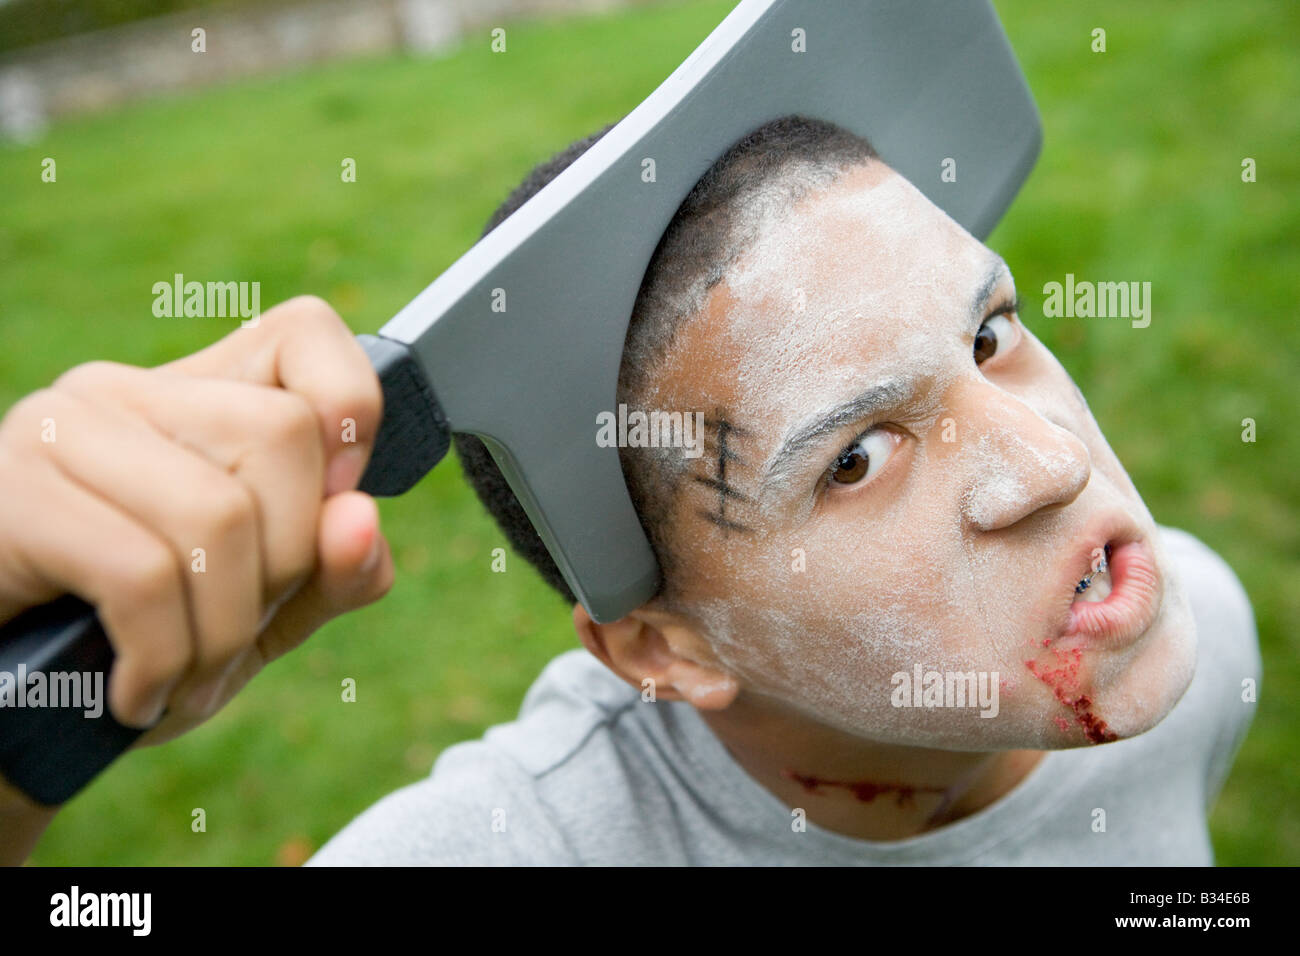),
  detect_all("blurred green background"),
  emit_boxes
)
[0,0,1295,865]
